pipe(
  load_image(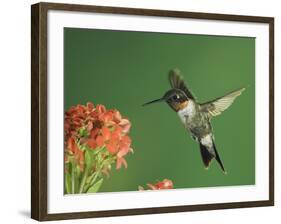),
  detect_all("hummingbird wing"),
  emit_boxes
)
[200,88,245,117]
[168,69,195,100]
